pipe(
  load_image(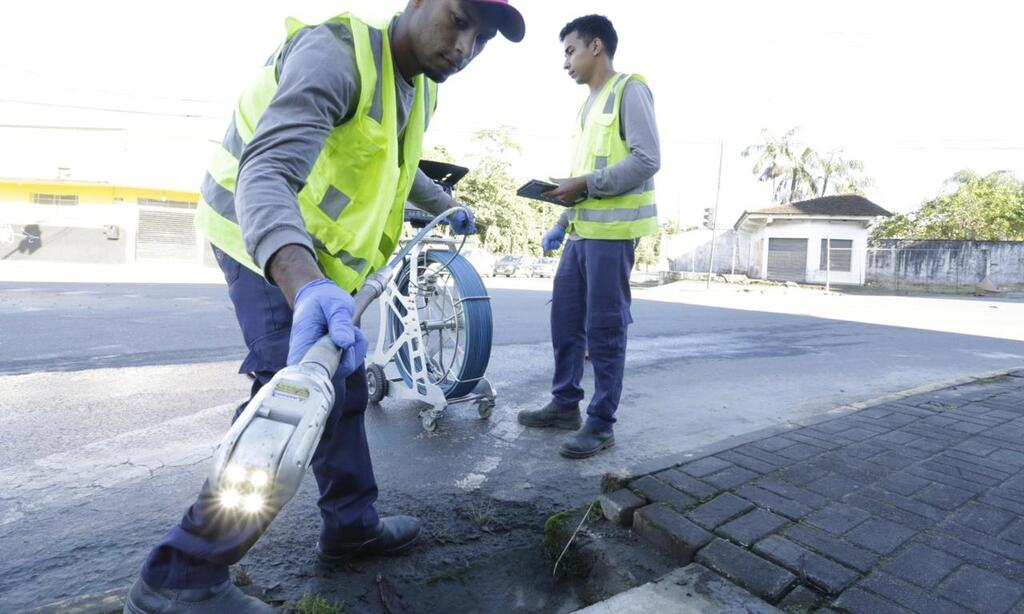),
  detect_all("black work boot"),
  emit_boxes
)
[316,515,421,564]
[560,425,615,459]
[517,400,582,430]
[123,577,274,613]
